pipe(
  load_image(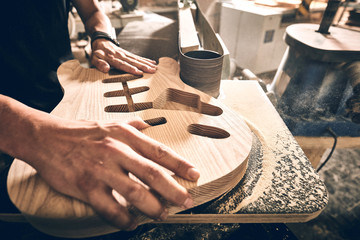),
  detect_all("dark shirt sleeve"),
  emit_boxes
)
[0,0,74,113]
